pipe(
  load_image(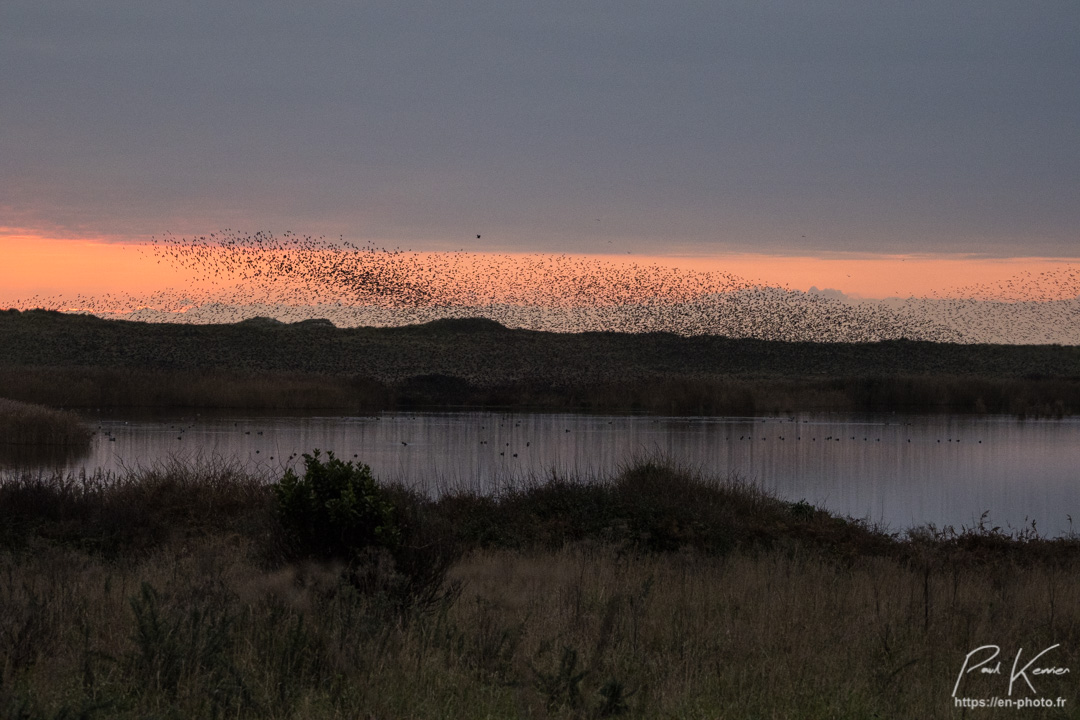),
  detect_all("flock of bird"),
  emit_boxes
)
[13,230,1080,344]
